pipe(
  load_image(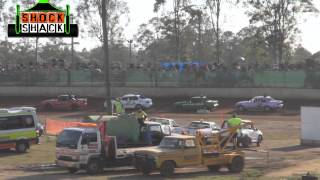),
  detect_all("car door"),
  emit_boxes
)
[182,139,202,166]
[128,96,139,109]
[242,124,257,142]
[249,124,259,142]
[56,96,70,109]
[120,97,129,109]
[252,98,262,111]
